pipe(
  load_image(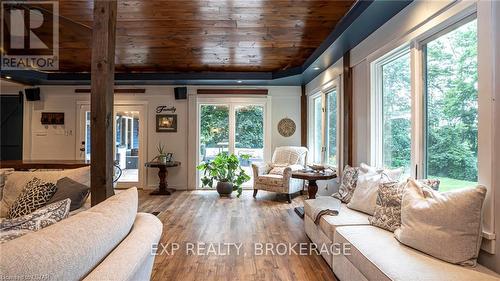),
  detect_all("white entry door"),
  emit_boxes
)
[77,103,146,189]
